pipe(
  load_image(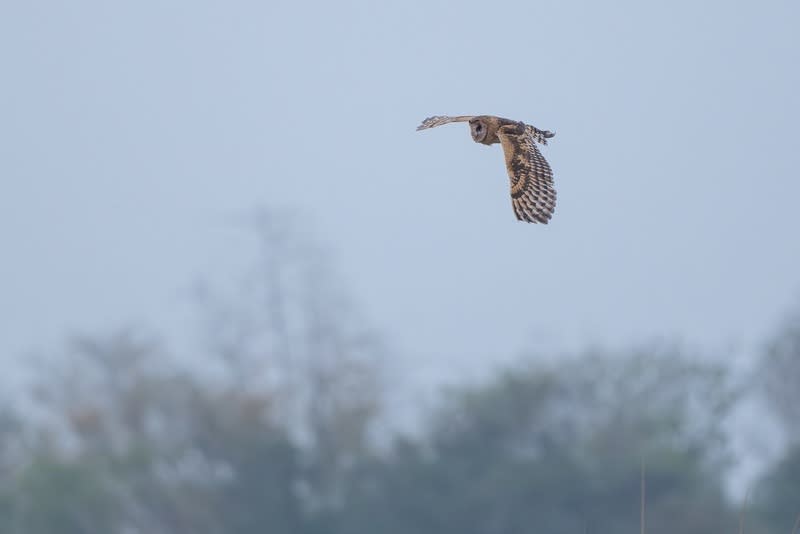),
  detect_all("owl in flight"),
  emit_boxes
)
[417,115,557,224]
